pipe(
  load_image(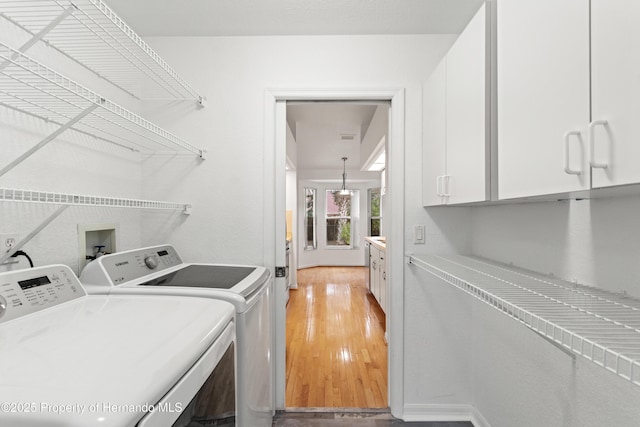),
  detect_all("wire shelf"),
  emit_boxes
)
[408,253,640,387]
[0,0,203,103]
[0,42,205,157]
[0,187,192,213]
